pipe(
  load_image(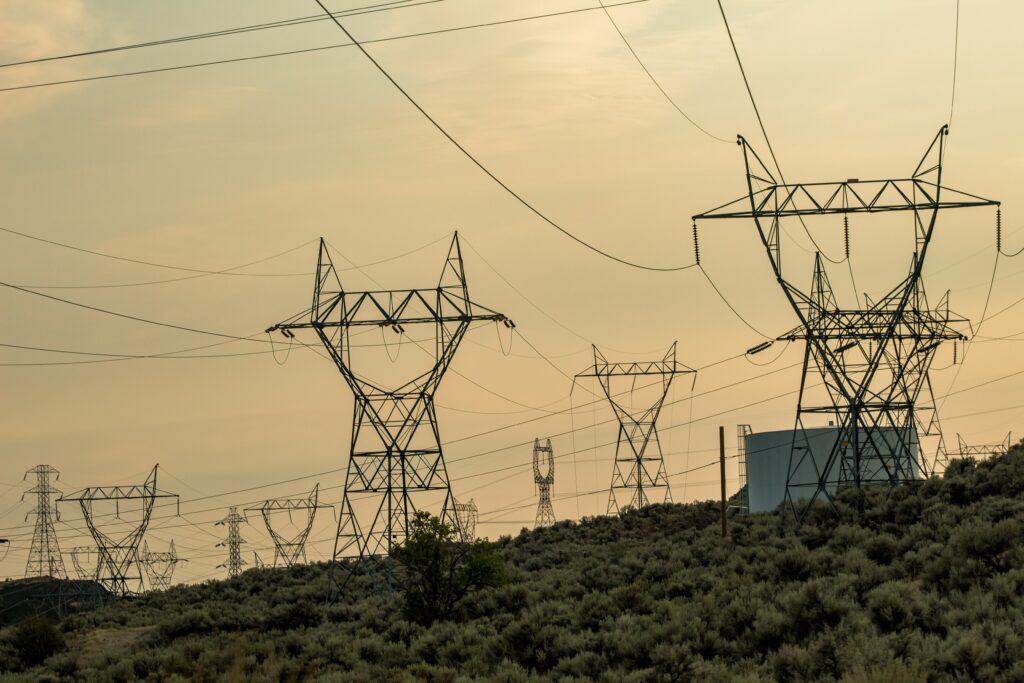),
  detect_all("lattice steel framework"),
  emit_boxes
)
[59,466,178,597]
[533,438,556,528]
[141,540,183,591]
[70,546,98,580]
[577,344,694,513]
[216,506,247,578]
[452,499,478,542]
[694,127,998,522]
[268,233,510,594]
[246,484,329,568]
[957,432,1012,460]
[23,465,67,579]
